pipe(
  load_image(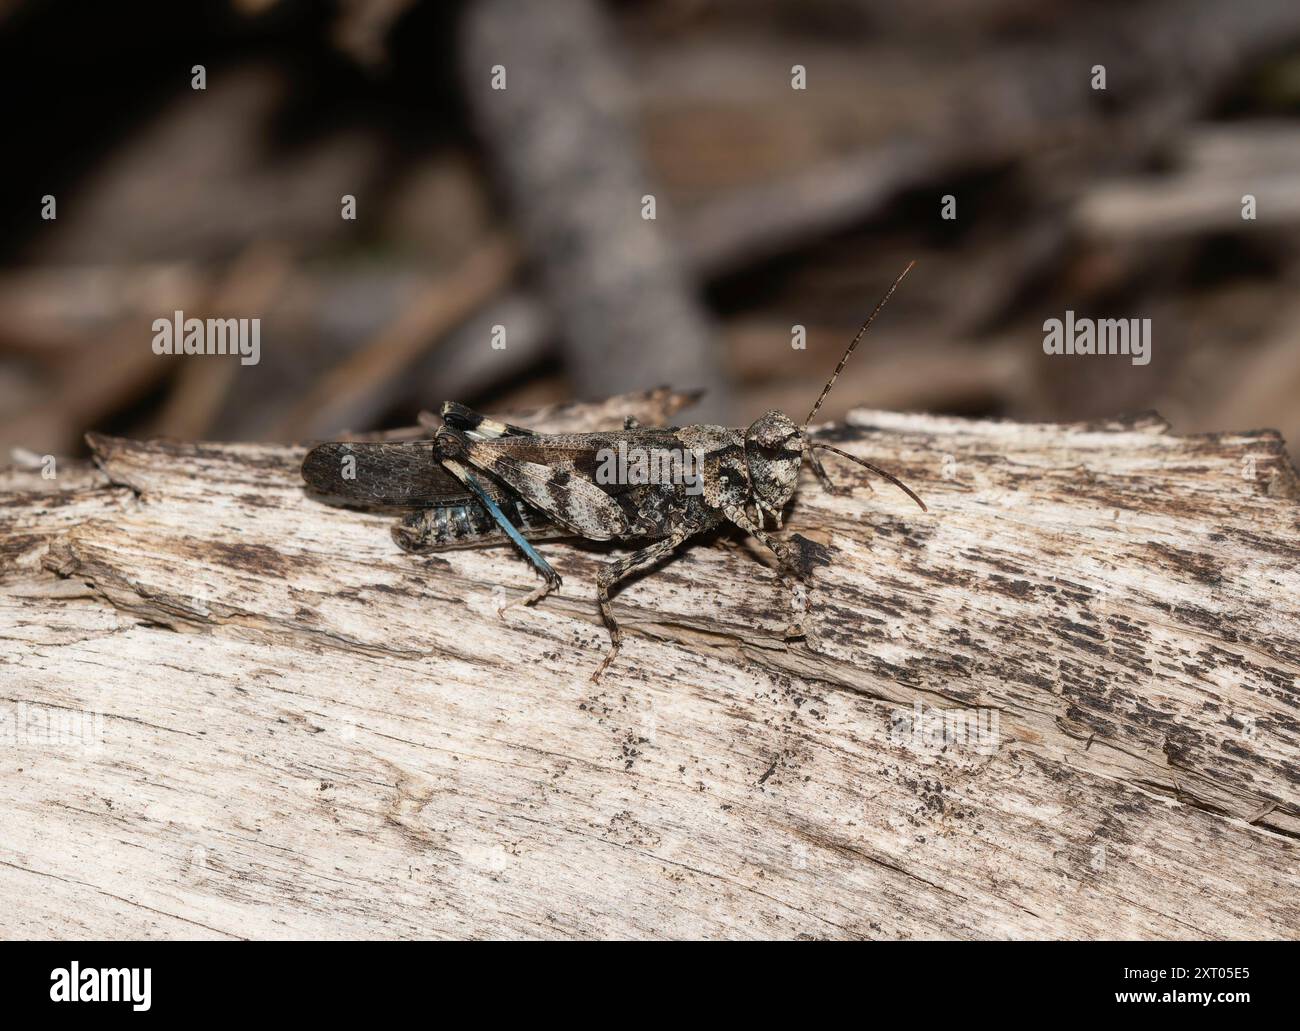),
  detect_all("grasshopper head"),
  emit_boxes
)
[744,410,804,526]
